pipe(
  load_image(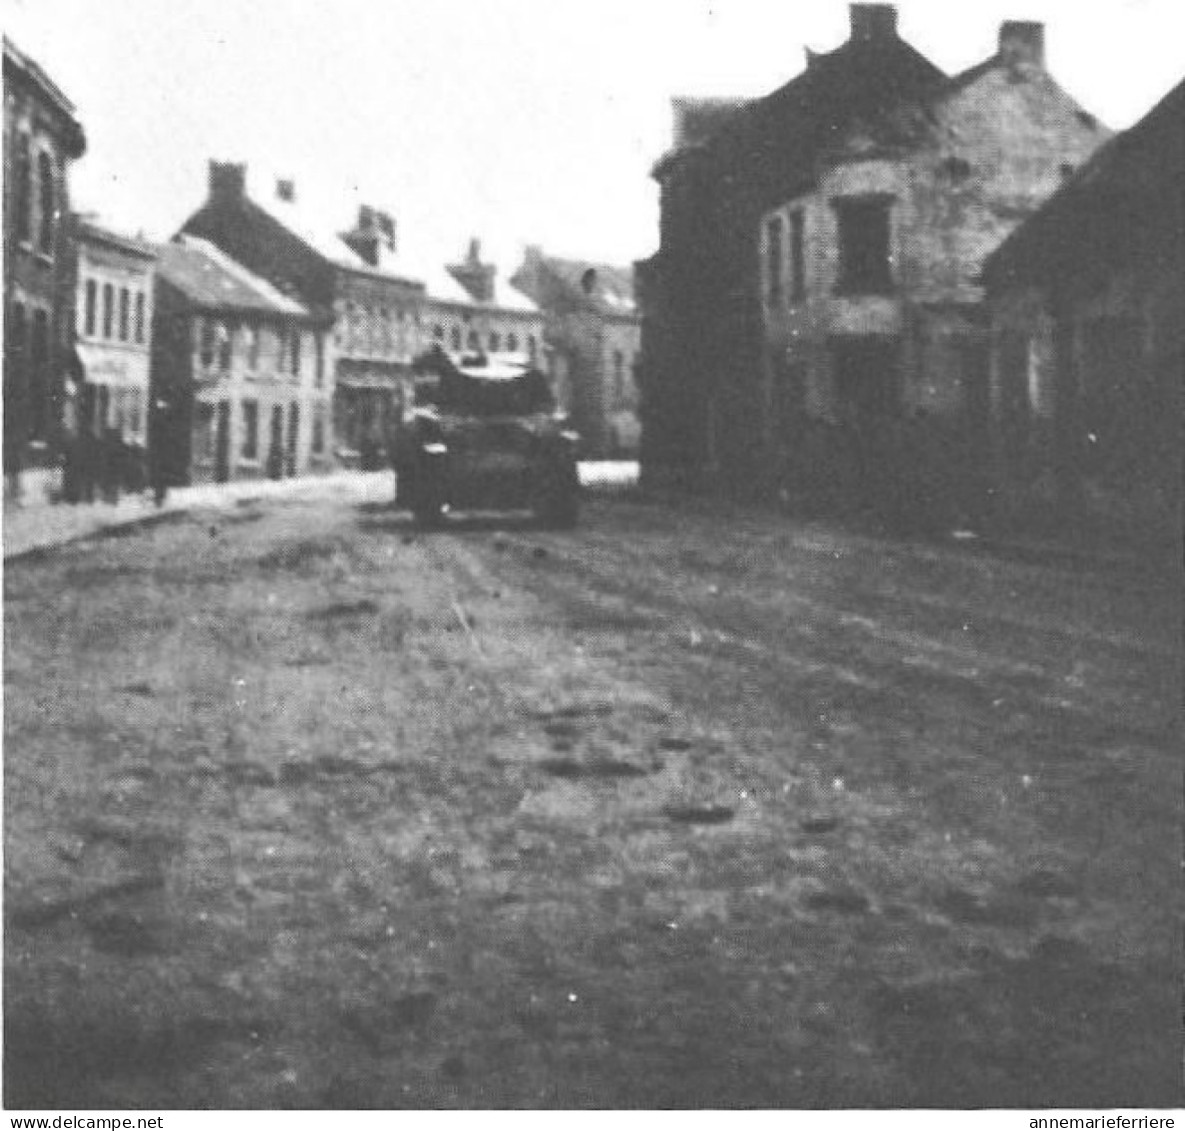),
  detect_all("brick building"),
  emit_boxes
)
[640,5,1109,517]
[511,248,641,457]
[983,76,1184,534]
[179,165,427,469]
[422,238,547,375]
[71,217,156,456]
[3,36,86,497]
[151,235,332,485]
